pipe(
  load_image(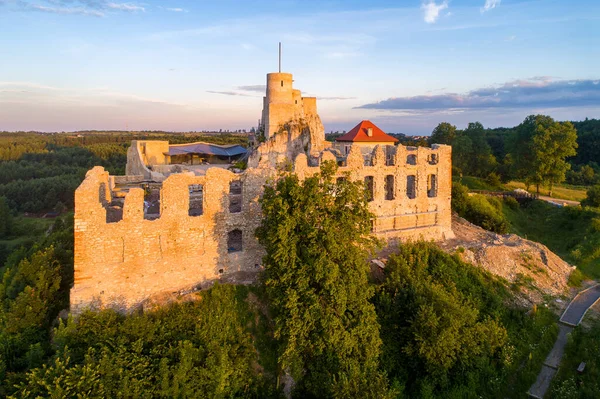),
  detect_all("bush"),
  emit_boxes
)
[582,185,600,208]
[464,195,509,234]
[567,268,585,287]
[504,196,519,210]
[451,182,469,214]
[485,172,502,188]
[452,183,509,234]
